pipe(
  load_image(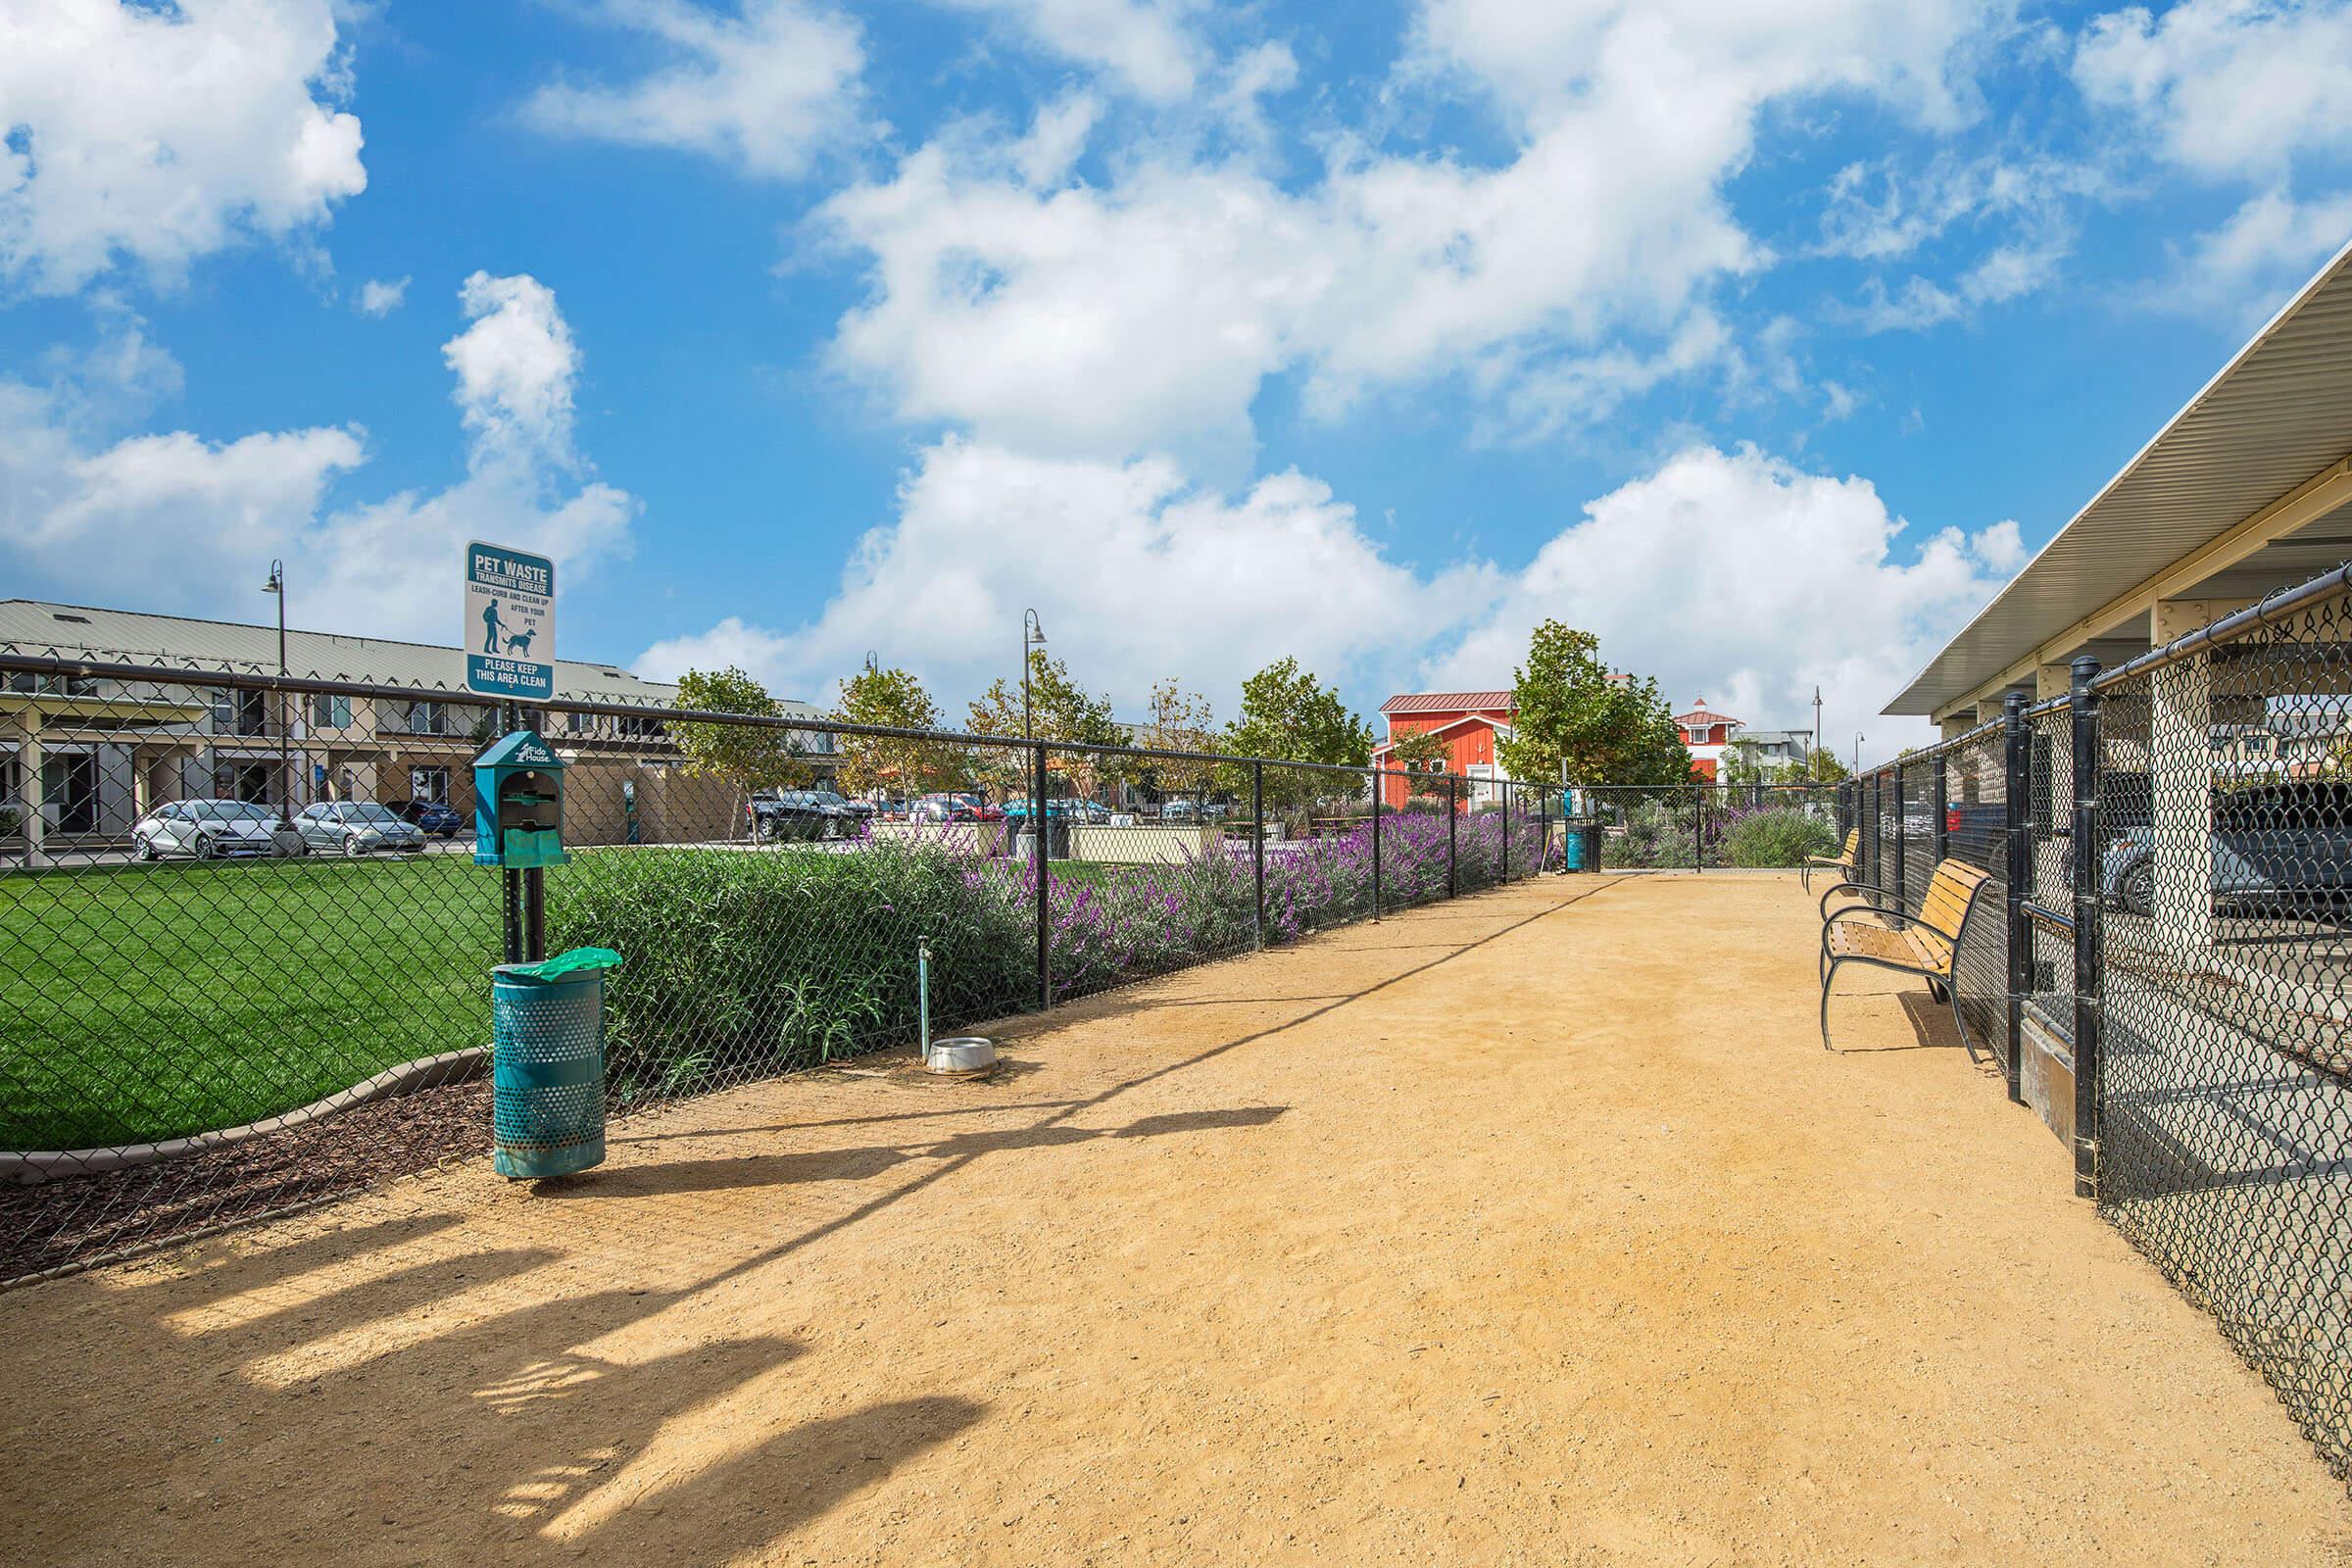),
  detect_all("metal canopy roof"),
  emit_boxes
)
[1886,238,2352,717]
